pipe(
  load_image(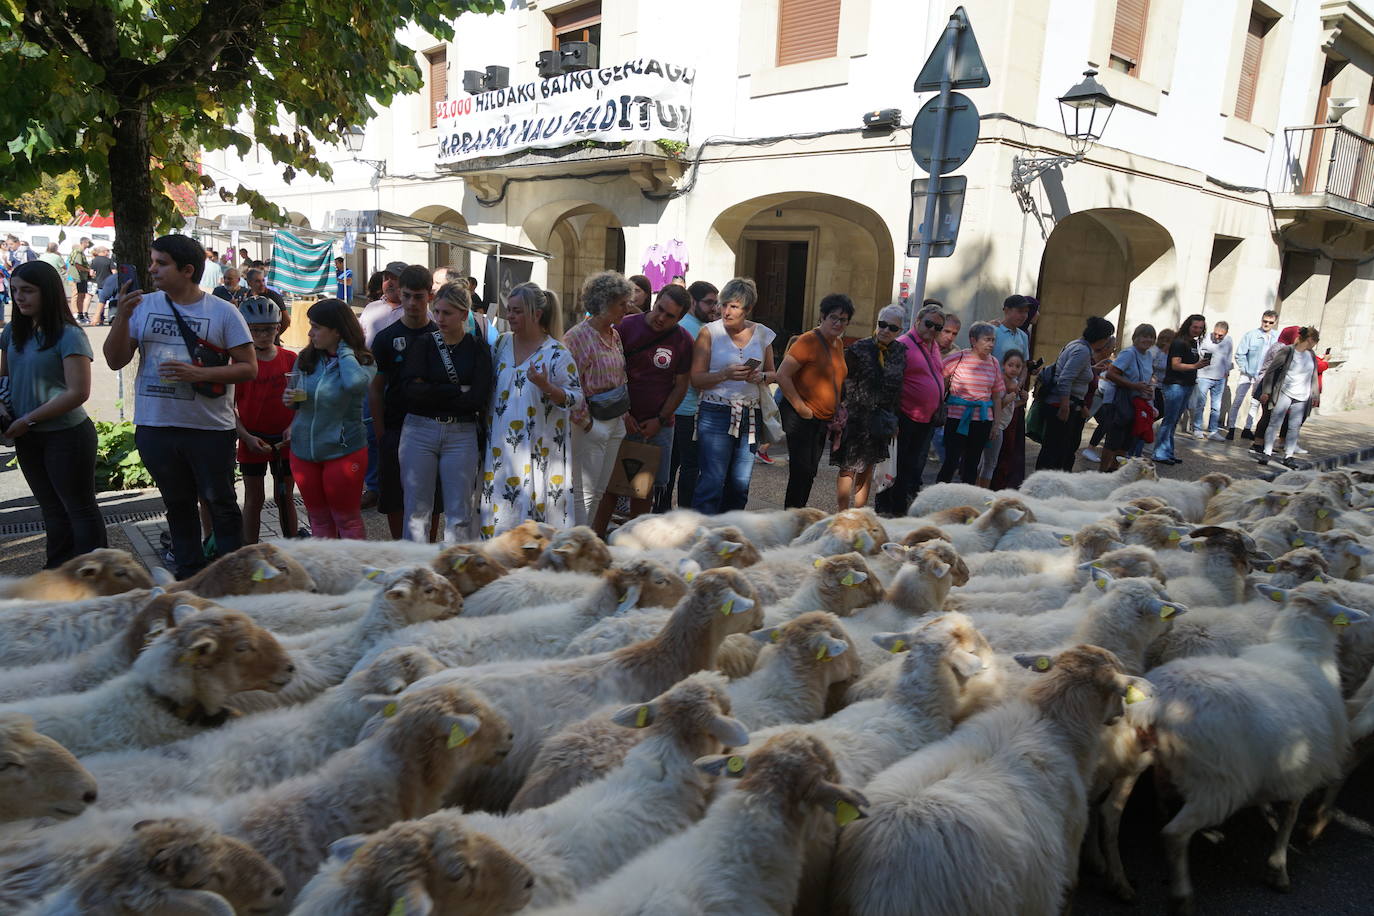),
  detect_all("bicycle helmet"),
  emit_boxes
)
[239,295,281,325]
